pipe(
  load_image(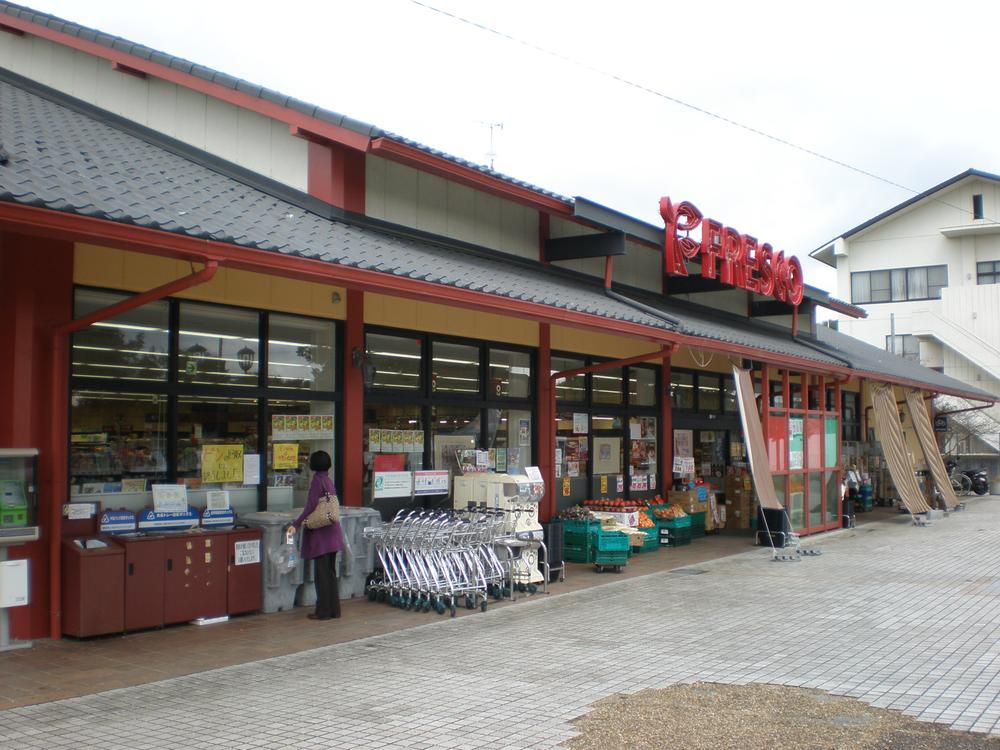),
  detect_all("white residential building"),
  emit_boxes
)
[813,169,1000,465]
